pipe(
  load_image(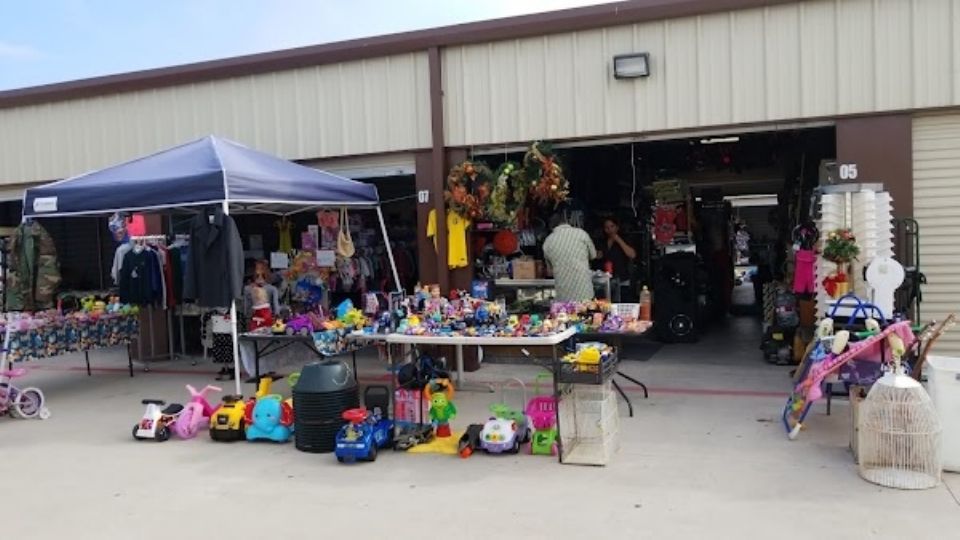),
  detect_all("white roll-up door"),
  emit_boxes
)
[302,153,415,179]
[913,113,960,355]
